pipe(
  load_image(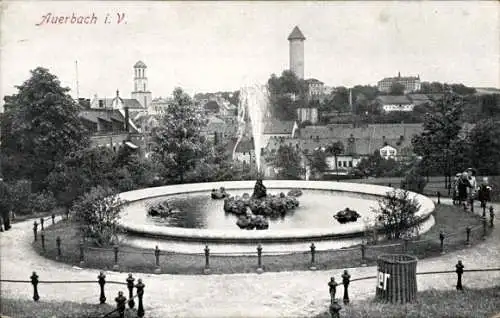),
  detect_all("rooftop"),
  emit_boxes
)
[376,95,413,105]
[134,61,147,68]
[288,26,306,41]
